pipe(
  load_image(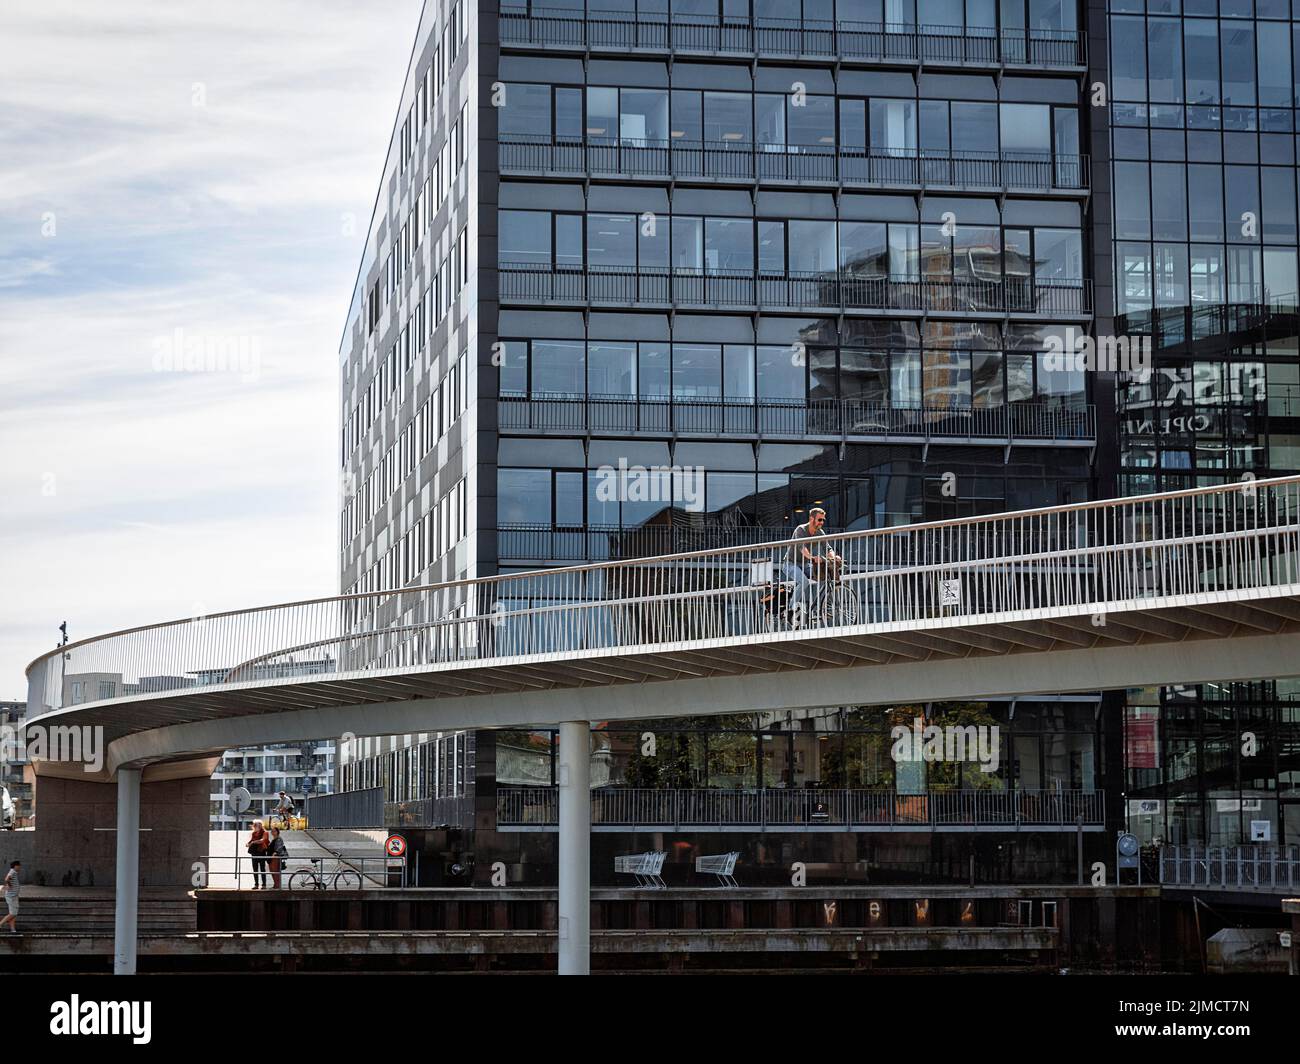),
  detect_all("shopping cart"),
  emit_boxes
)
[695,852,740,887]
[614,851,667,888]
